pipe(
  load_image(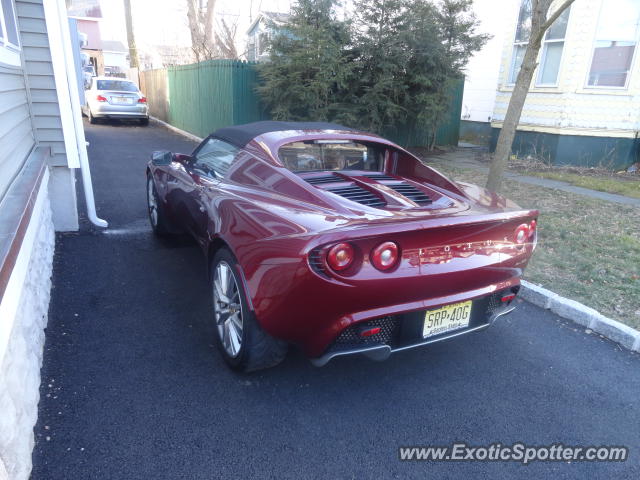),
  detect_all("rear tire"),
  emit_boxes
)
[211,248,287,372]
[140,117,149,126]
[89,109,98,124]
[147,174,174,236]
